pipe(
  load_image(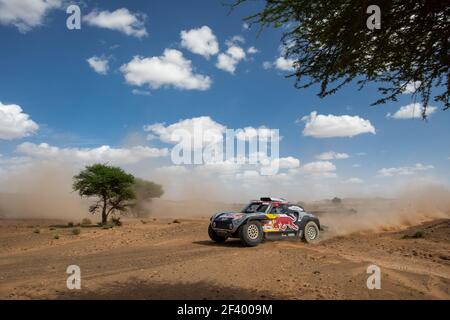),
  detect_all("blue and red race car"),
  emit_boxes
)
[209,197,321,247]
